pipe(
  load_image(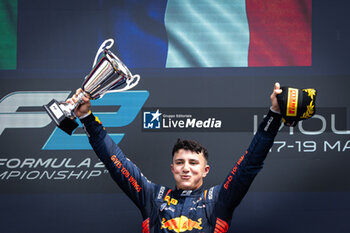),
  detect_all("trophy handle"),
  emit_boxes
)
[92,39,115,68]
[100,74,140,97]
[88,38,141,99]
